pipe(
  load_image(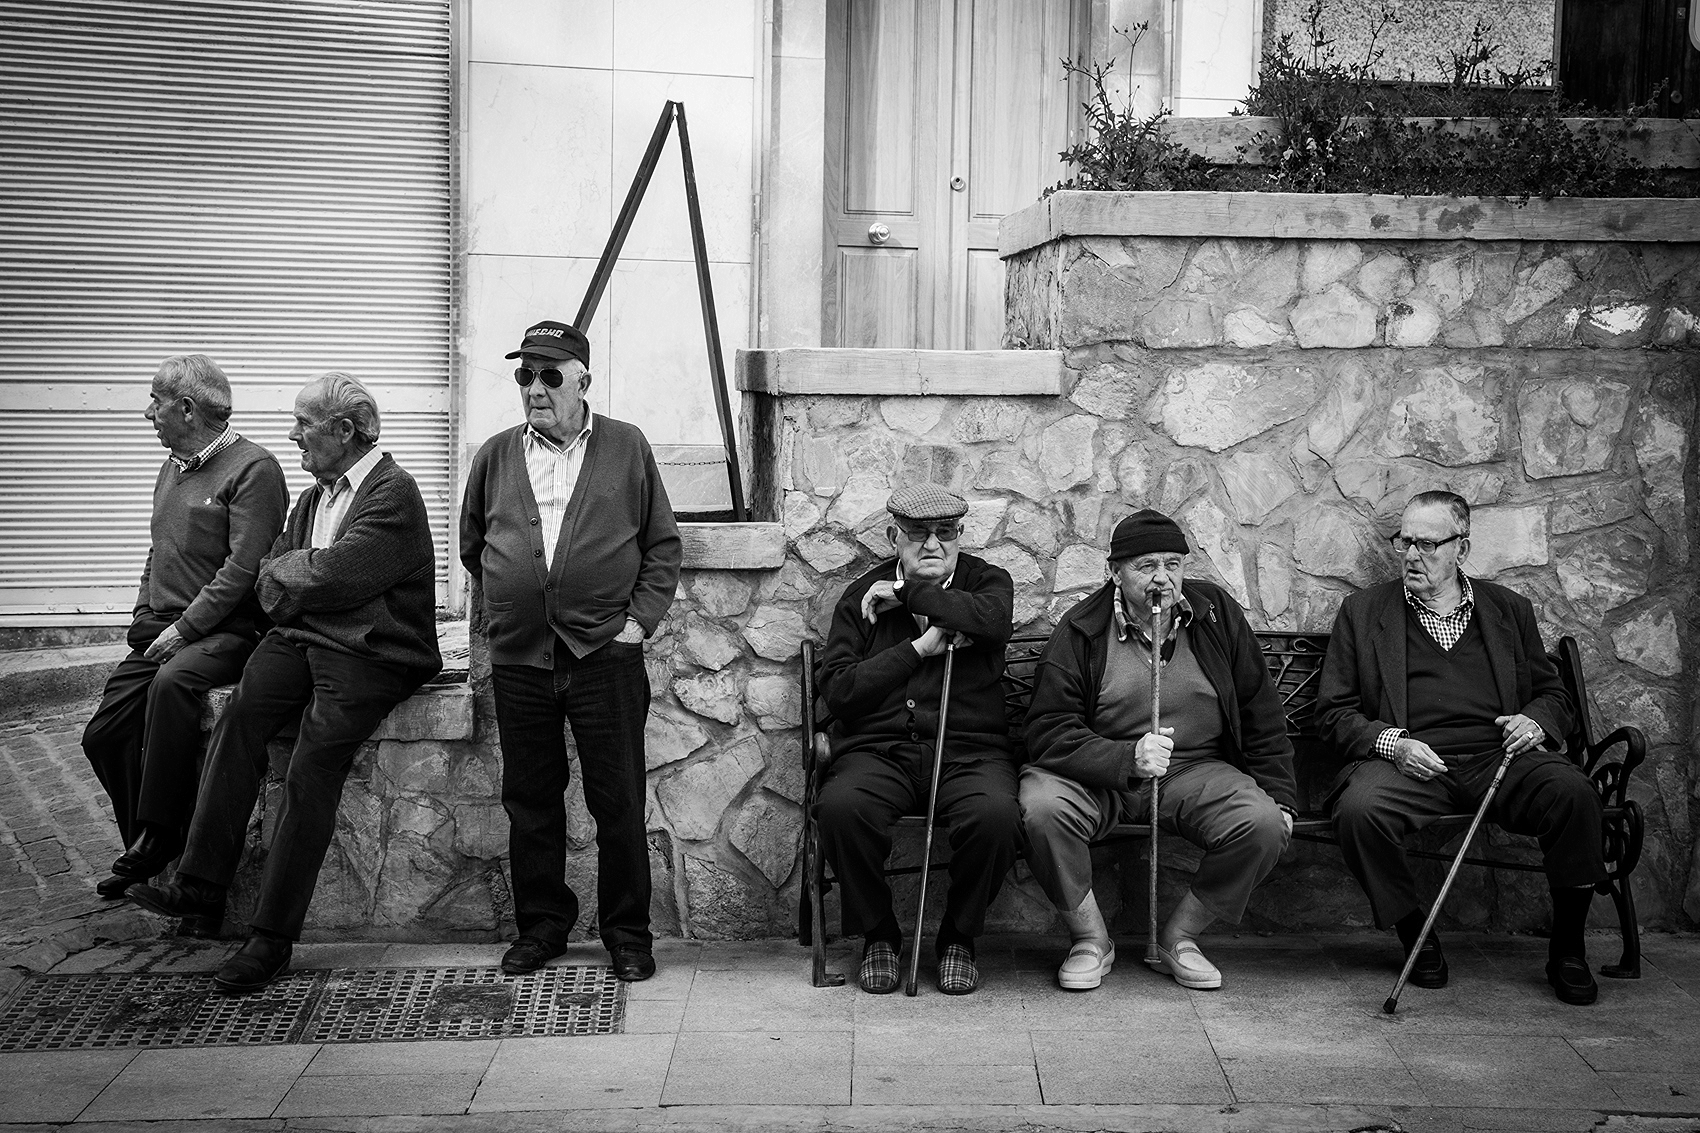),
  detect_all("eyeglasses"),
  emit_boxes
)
[514,367,573,389]
[895,522,962,543]
[1389,533,1465,555]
